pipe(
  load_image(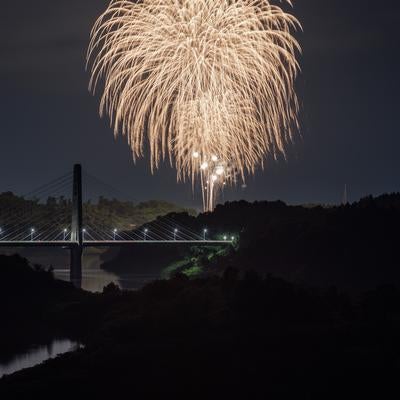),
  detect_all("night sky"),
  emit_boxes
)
[1,0,399,208]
